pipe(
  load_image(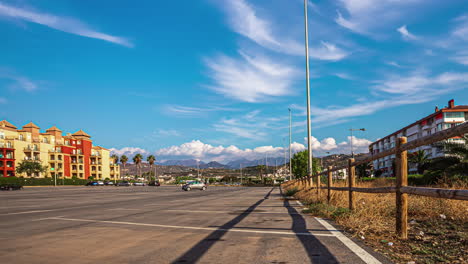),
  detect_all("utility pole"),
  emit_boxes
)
[304,0,313,178]
[240,163,243,185]
[288,108,292,180]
